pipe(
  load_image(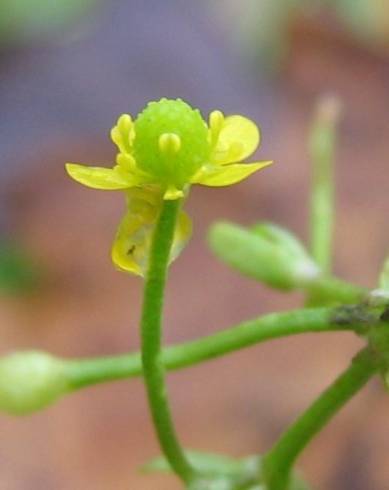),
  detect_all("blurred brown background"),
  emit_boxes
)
[1,1,389,489]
